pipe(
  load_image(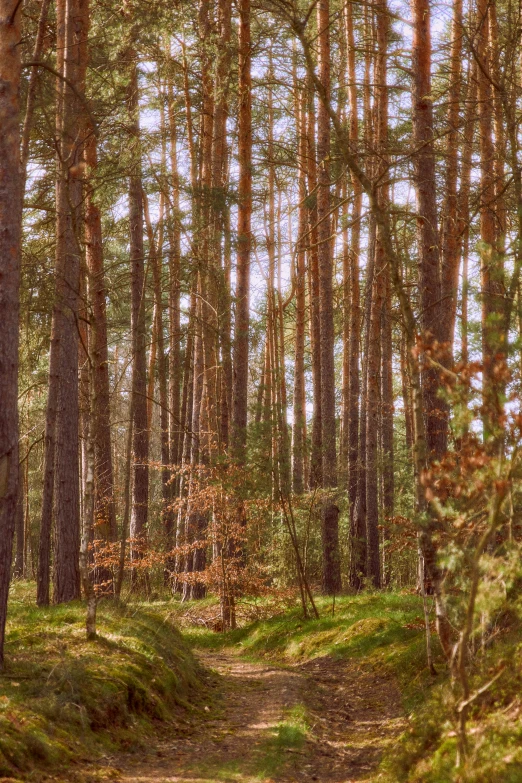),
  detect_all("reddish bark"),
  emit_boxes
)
[0,0,23,667]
